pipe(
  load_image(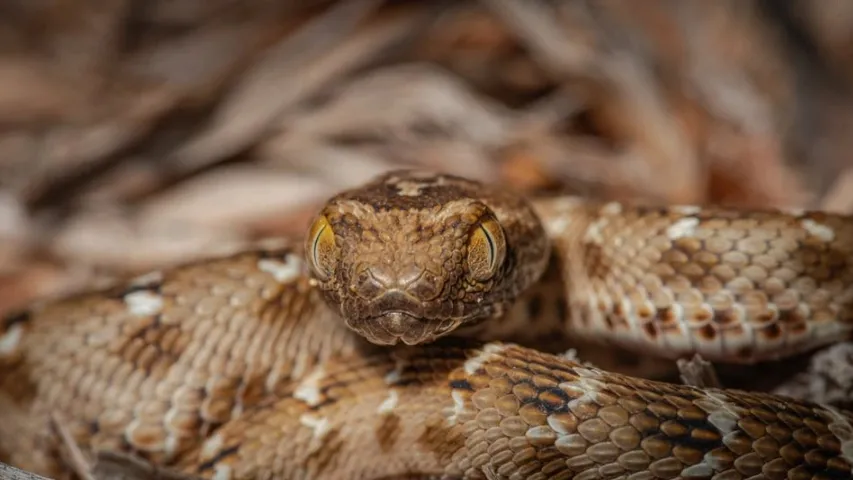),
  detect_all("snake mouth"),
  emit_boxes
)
[353,312,461,346]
